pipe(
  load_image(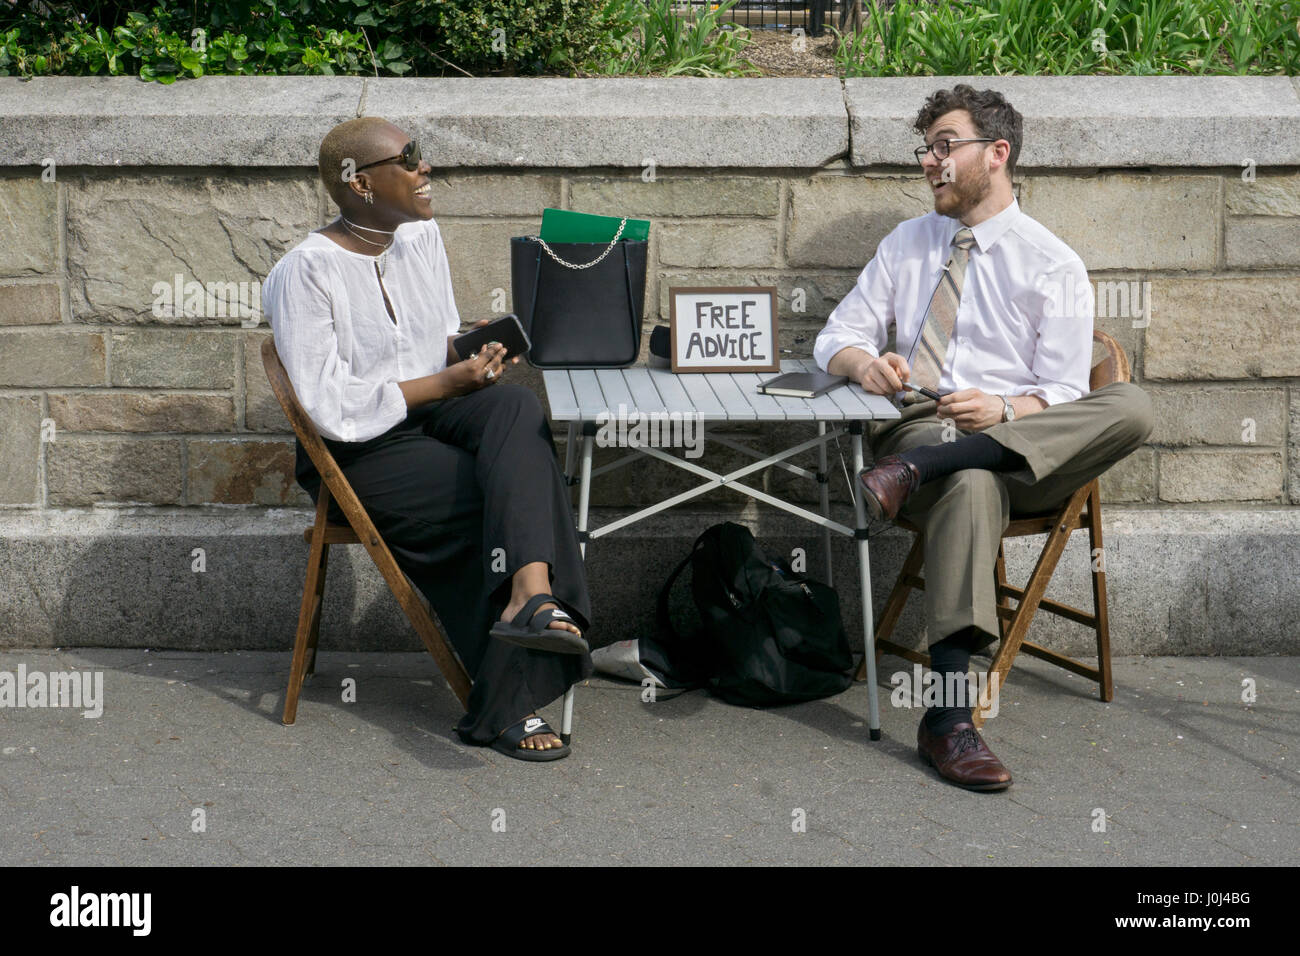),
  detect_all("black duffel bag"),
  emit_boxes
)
[511,229,647,369]
[655,522,854,707]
